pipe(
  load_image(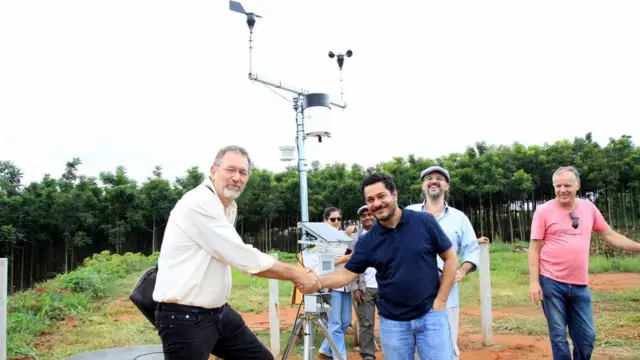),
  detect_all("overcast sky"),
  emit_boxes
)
[1,0,638,185]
